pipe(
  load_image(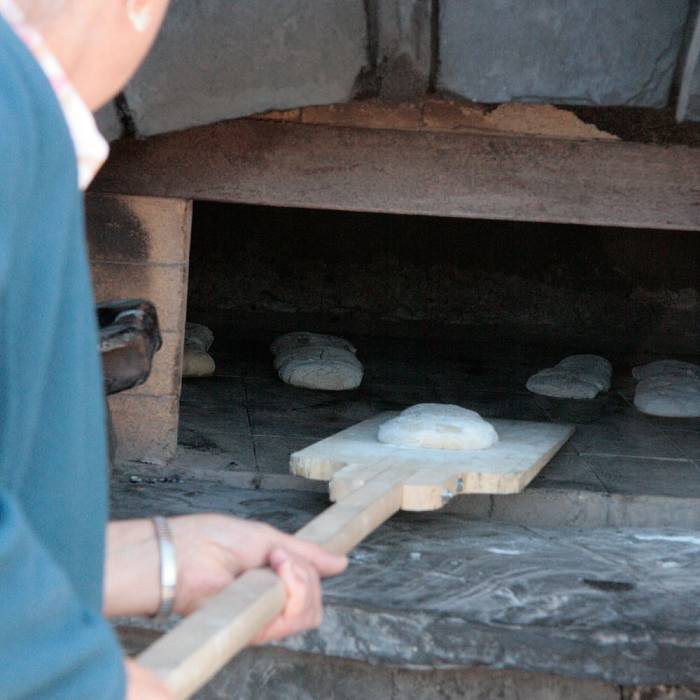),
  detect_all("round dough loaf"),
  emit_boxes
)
[526,368,601,399]
[270,332,356,356]
[526,354,611,399]
[557,355,612,392]
[274,345,363,372]
[634,375,700,417]
[377,403,498,451]
[632,360,700,382]
[185,322,214,352]
[632,360,700,417]
[277,346,363,391]
[182,323,215,377]
[182,347,216,378]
